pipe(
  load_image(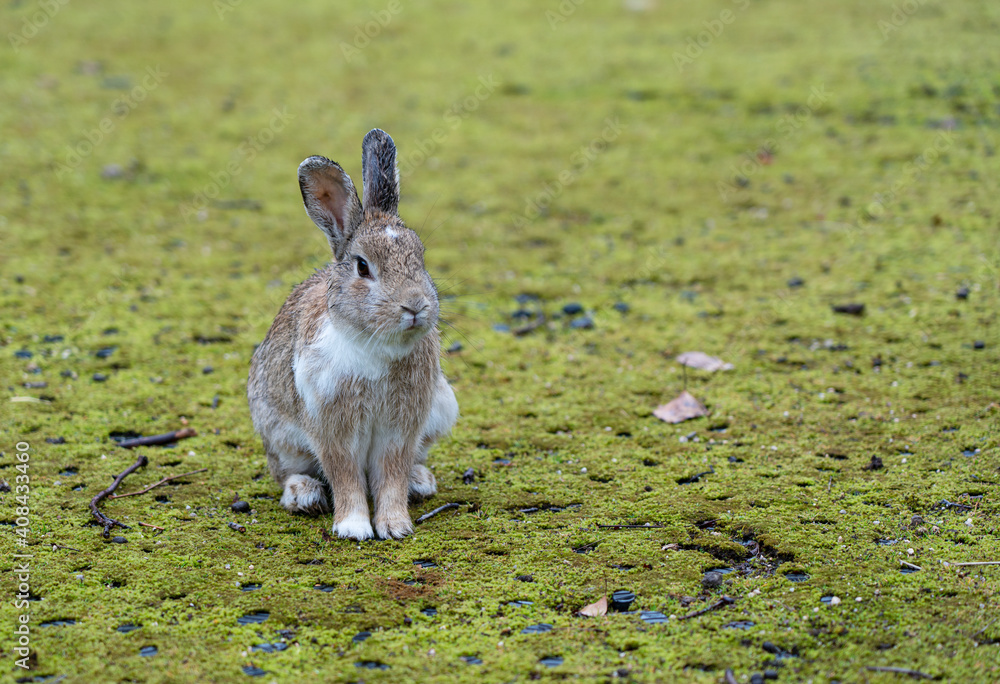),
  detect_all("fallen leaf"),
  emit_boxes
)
[579,595,608,617]
[661,543,680,551]
[676,351,733,371]
[653,391,709,423]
